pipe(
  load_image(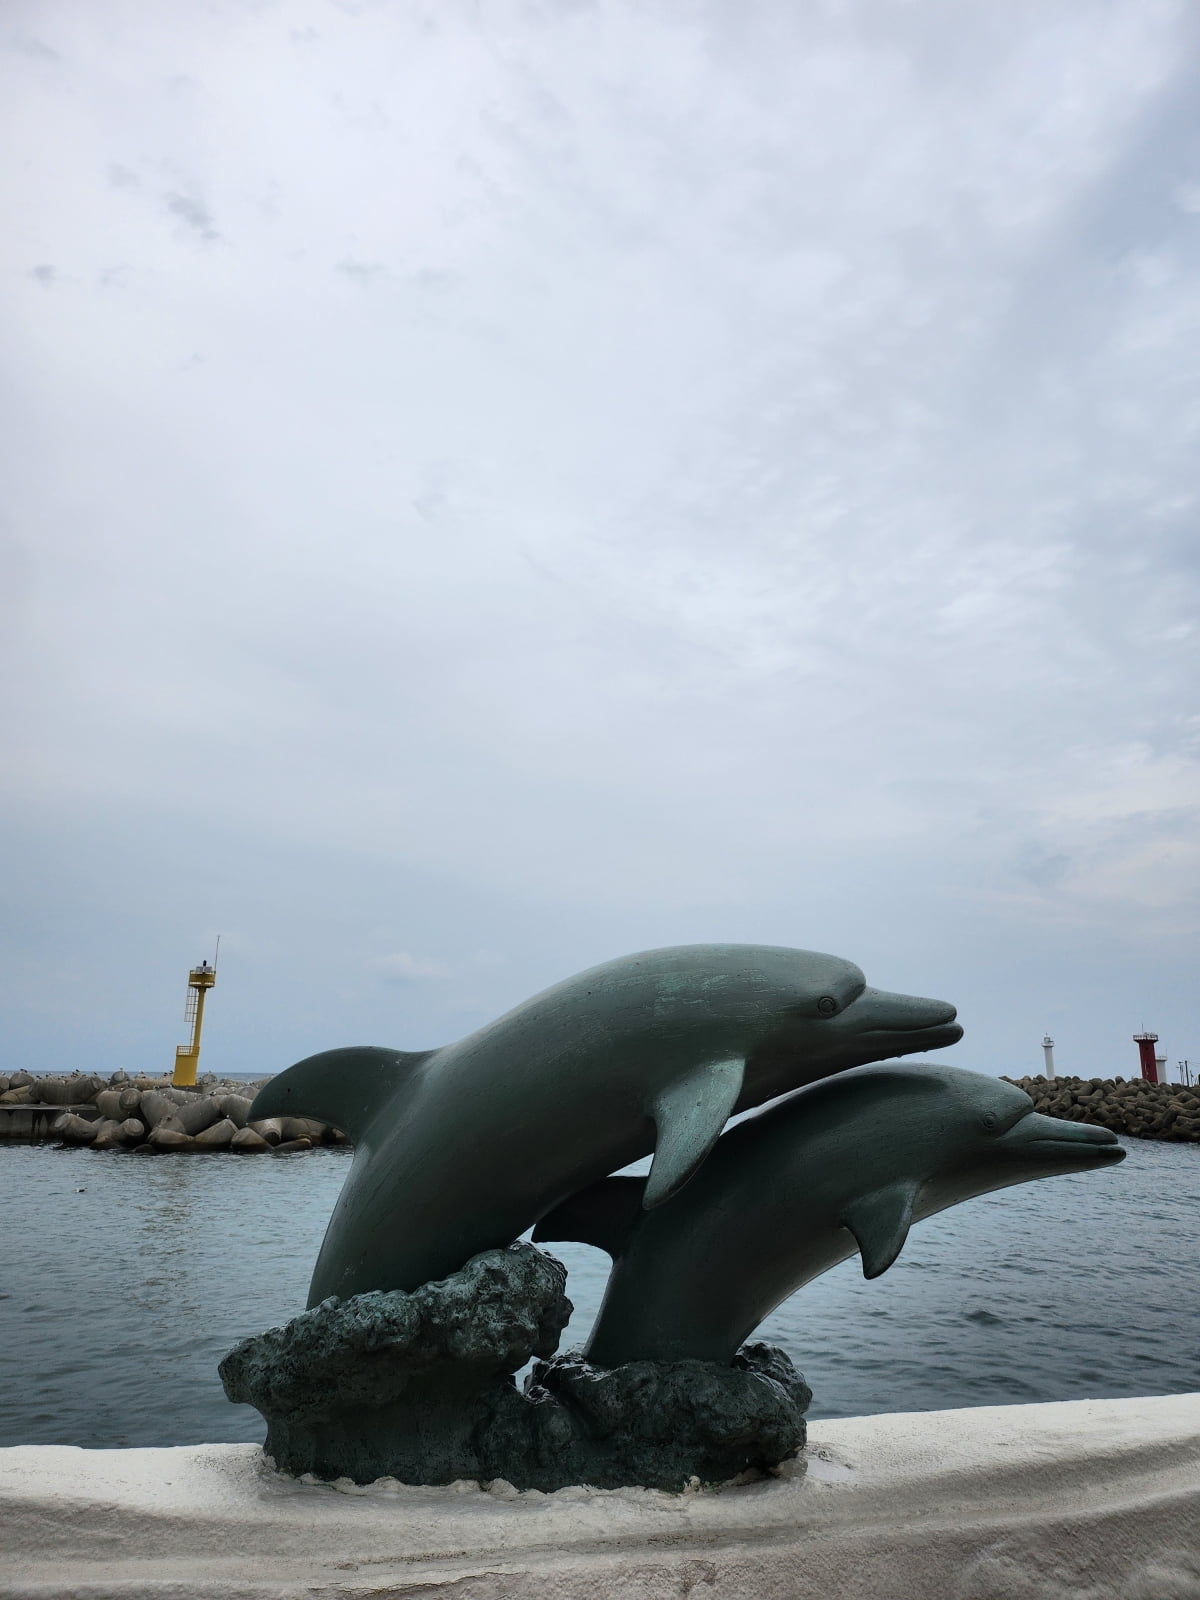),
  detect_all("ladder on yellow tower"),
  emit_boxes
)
[173,947,218,1087]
